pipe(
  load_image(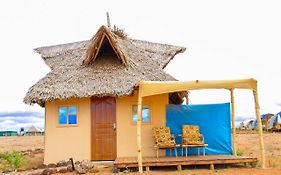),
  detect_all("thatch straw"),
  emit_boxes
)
[24,26,186,106]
